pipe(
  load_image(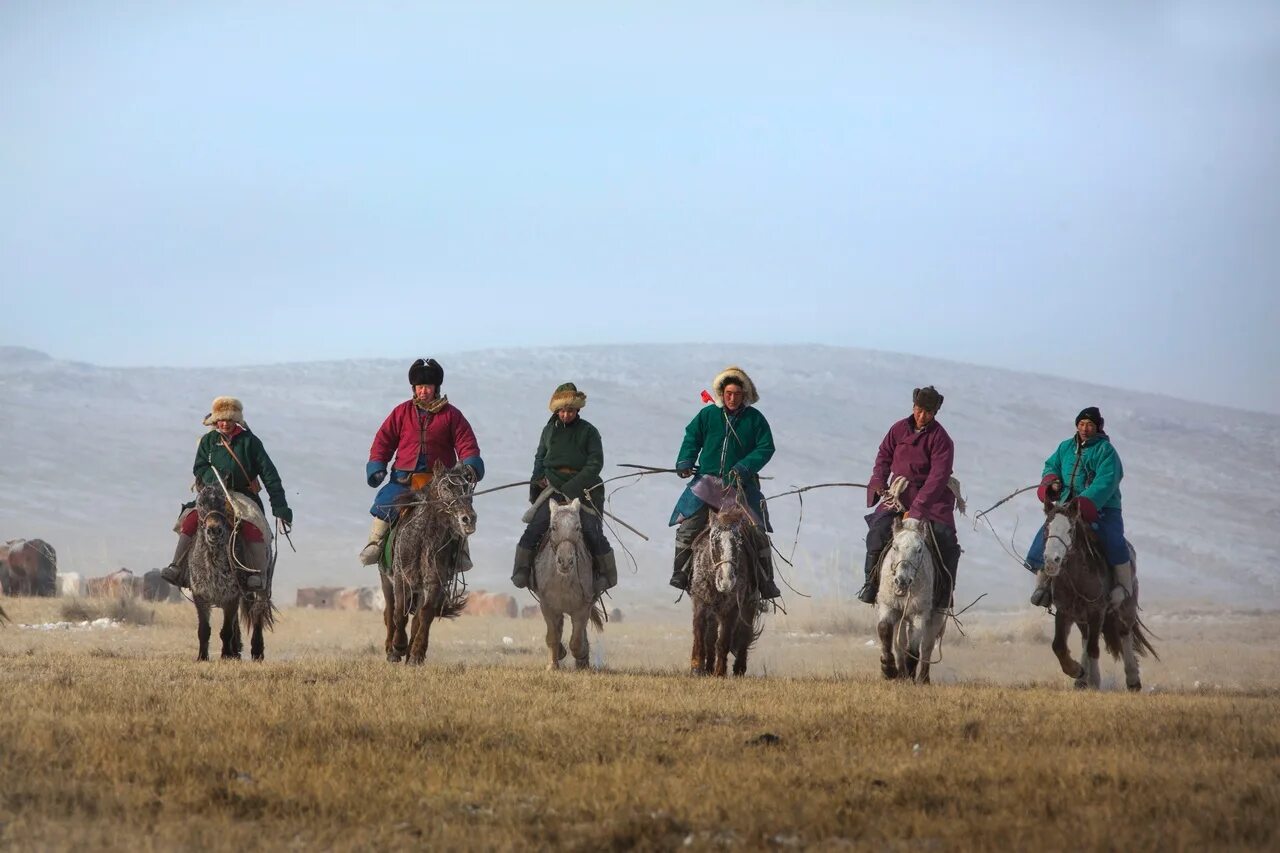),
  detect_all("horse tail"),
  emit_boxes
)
[589,600,605,631]
[1132,618,1159,661]
[435,584,468,619]
[242,595,277,634]
[1102,612,1123,660]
